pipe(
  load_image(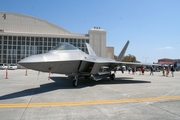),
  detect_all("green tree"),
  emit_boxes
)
[122,54,137,62]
